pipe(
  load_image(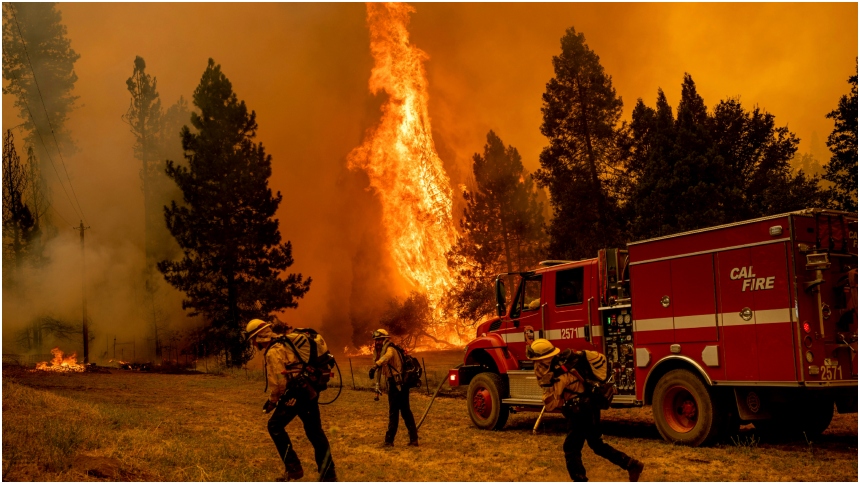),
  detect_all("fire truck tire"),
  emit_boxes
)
[652,369,725,447]
[467,372,509,430]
